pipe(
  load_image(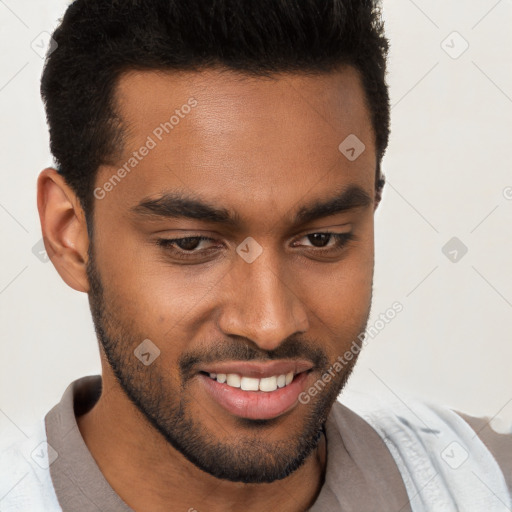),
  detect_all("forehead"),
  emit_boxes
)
[114,66,373,147]
[95,67,376,227]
